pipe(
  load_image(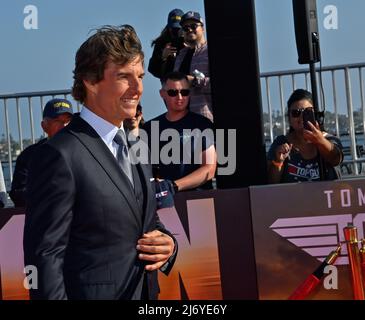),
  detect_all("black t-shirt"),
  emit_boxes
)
[143,112,214,186]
